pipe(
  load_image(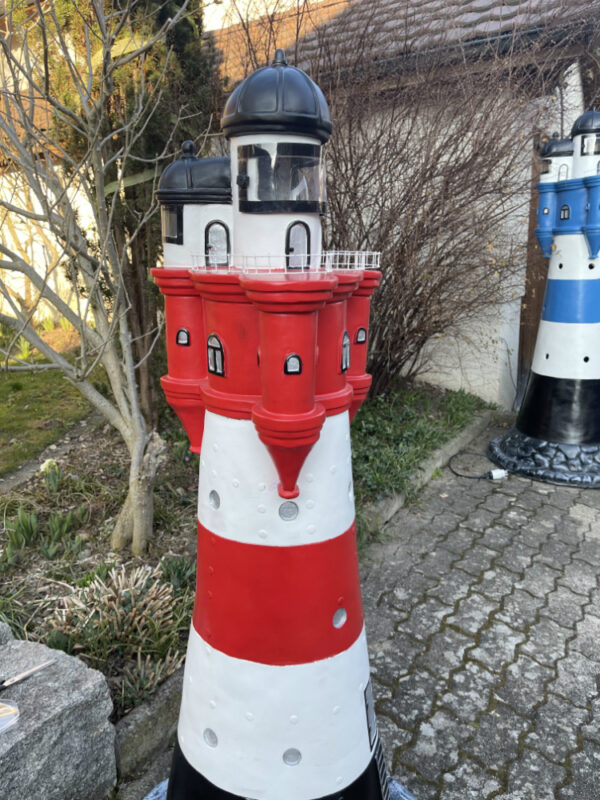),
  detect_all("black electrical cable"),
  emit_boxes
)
[448,450,508,480]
